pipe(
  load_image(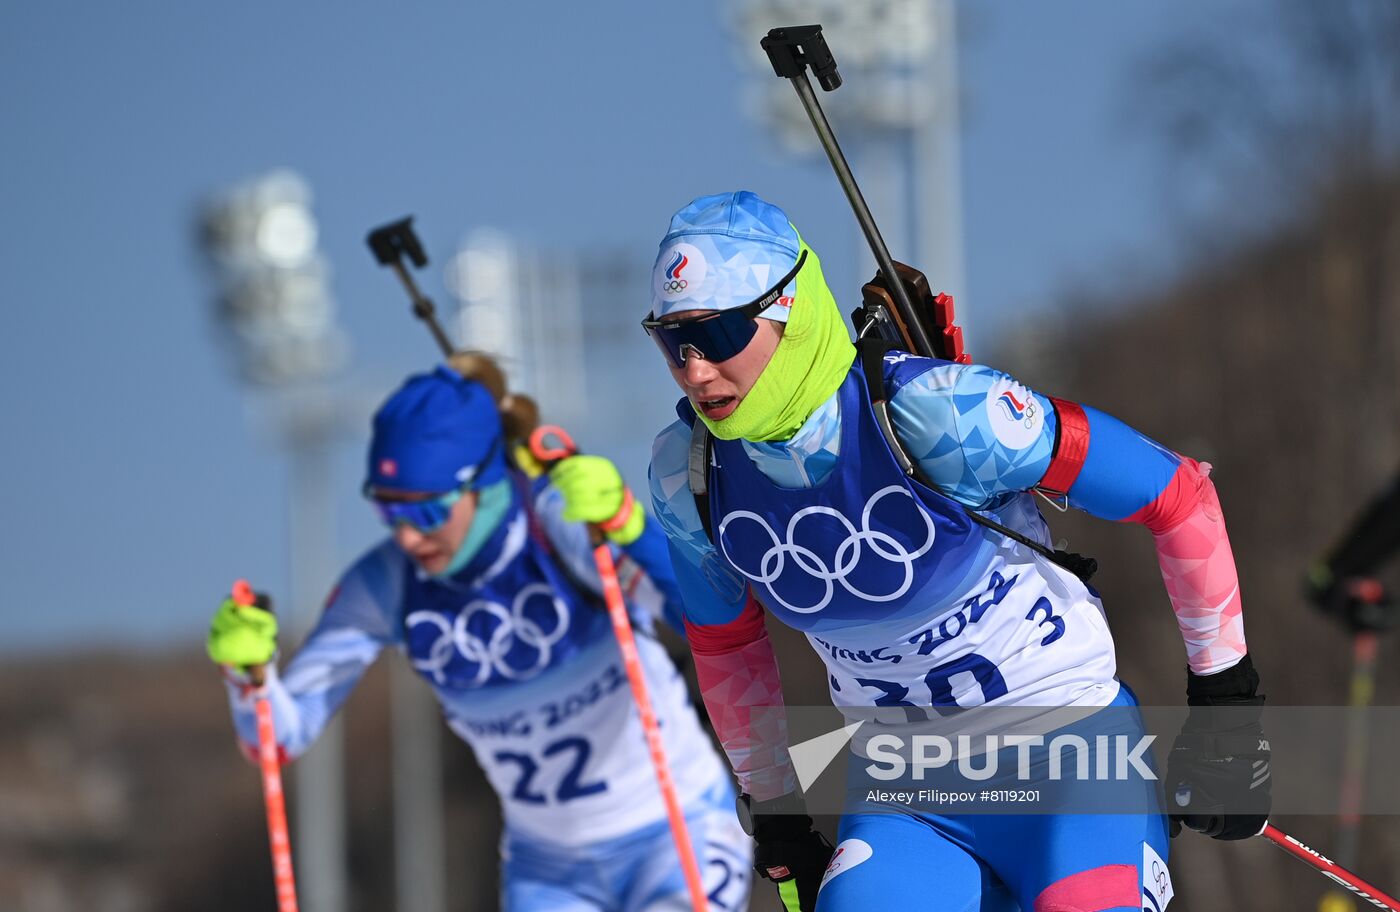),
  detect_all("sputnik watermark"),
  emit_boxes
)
[863,733,1158,781]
